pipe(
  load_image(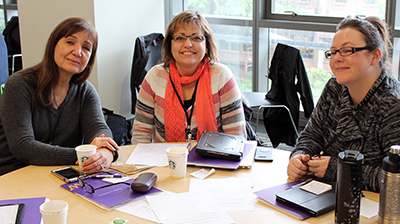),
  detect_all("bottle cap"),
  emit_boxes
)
[390,145,400,155]
[338,150,364,165]
[383,145,400,173]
